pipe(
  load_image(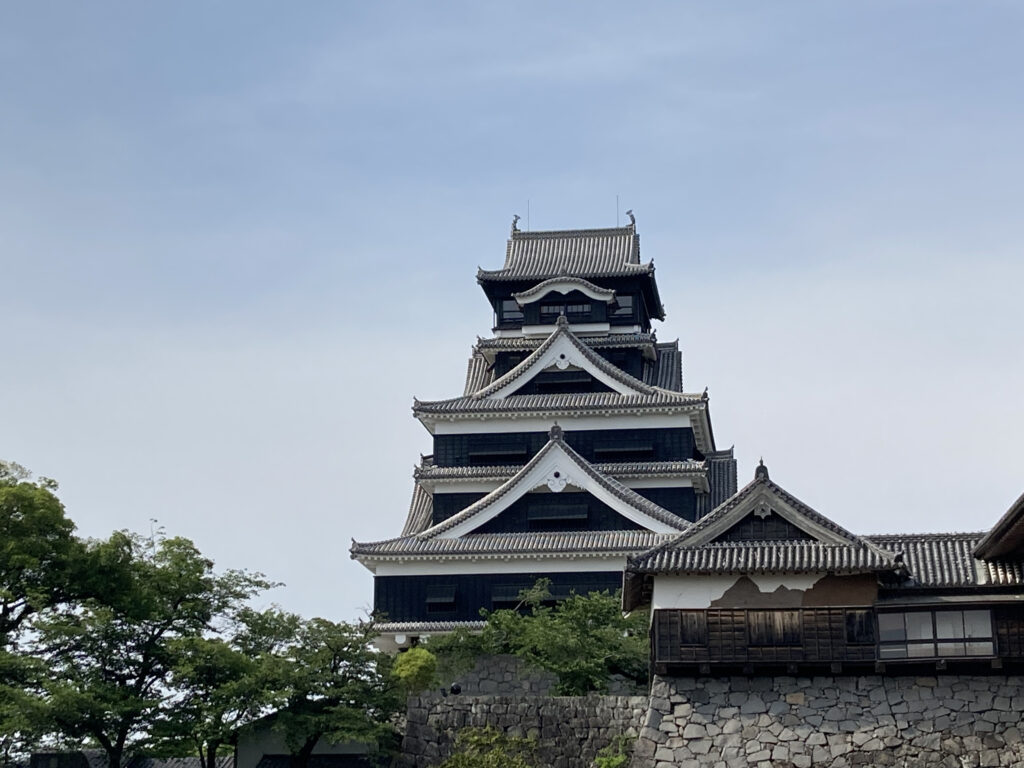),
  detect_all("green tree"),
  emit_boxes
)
[161,608,301,768]
[430,581,648,695]
[437,726,536,768]
[273,618,402,768]
[0,460,82,639]
[0,462,83,765]
[391,647,437,695]
[37,531,272,768]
